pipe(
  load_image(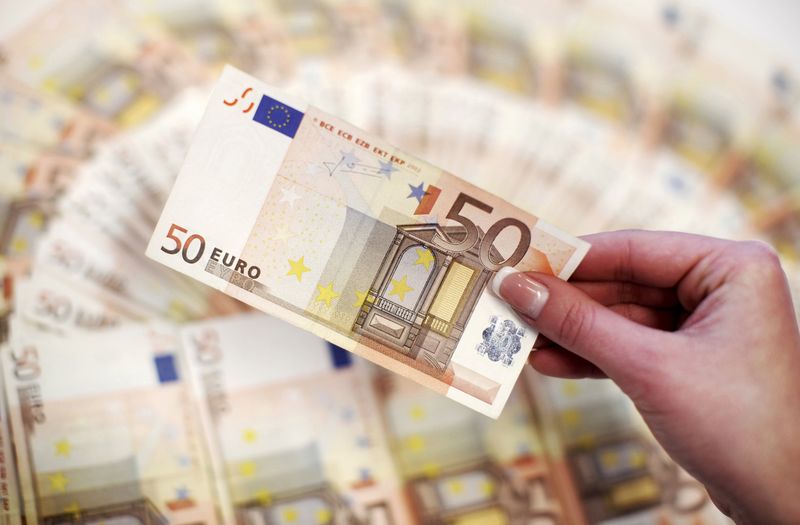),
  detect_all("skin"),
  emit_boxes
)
[497,230,800,525]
